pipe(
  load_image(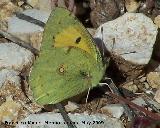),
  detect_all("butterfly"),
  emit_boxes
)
[29,7,106,105]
